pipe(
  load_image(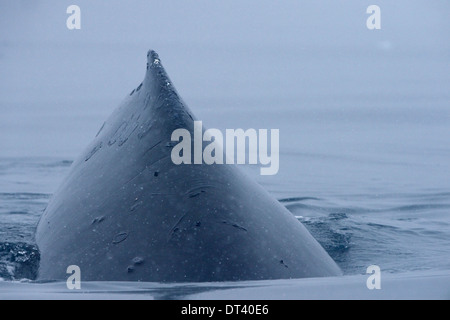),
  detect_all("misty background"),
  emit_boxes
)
[0,0,449,197]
